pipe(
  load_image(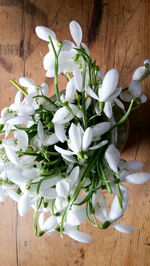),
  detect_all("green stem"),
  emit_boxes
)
[10,80,28,96]
[99,163,112,193]
[33,95,57,108]
[81,60,87,129]
[60,148,104,234]
[109,99,134,133]
[48,35,61,104]
[138,70,150,83]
